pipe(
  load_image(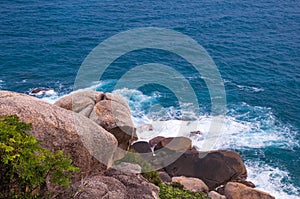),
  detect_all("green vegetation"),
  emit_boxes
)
[158,182,208,199]
[114,149,152,172]
[0,115,79,199]
[115,150,208,199]
[144,171,208,199]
